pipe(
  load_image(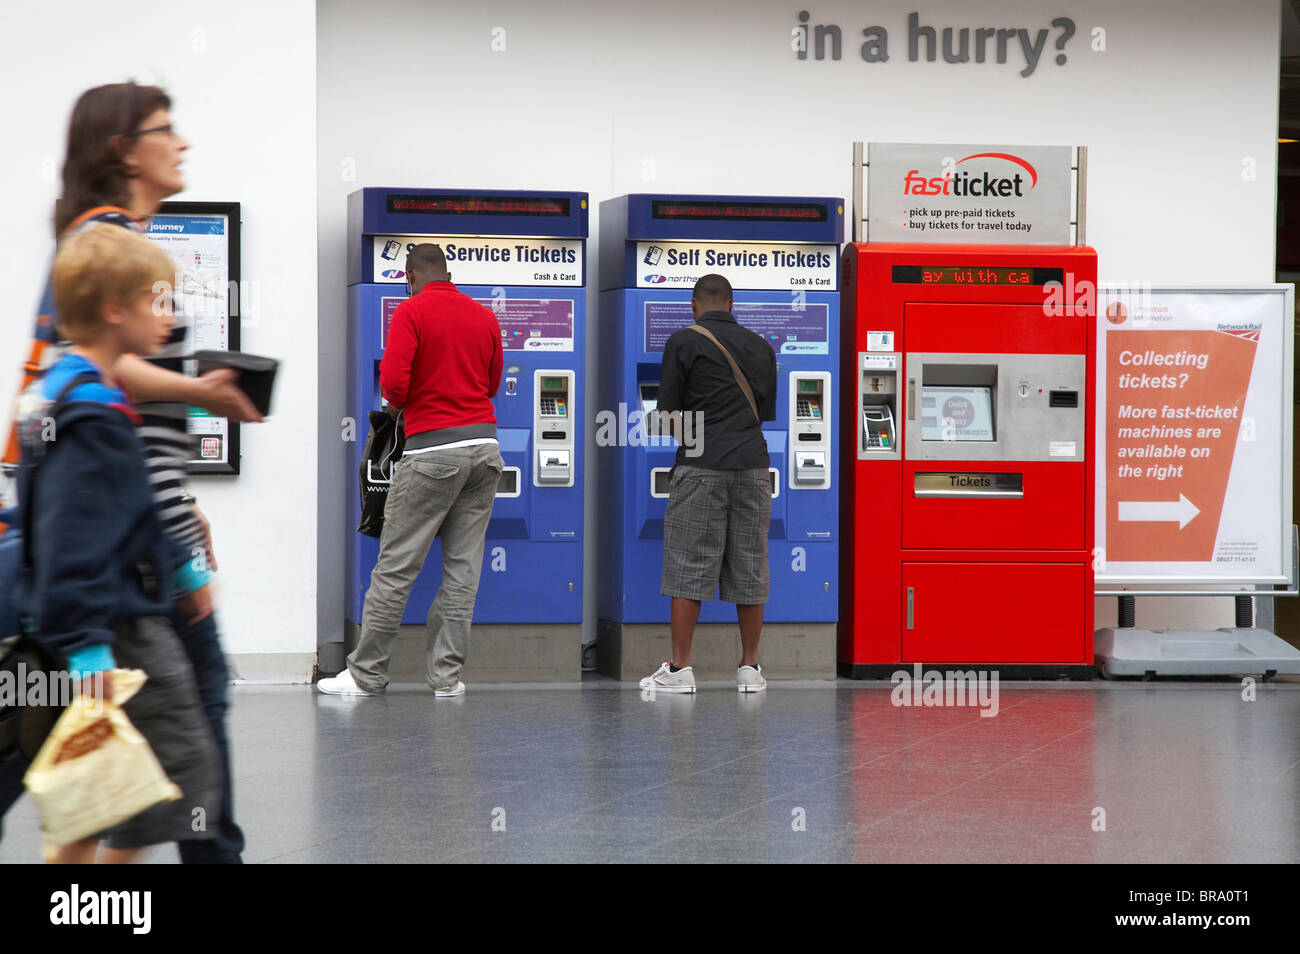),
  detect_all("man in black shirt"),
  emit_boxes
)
[642,274,777,694]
